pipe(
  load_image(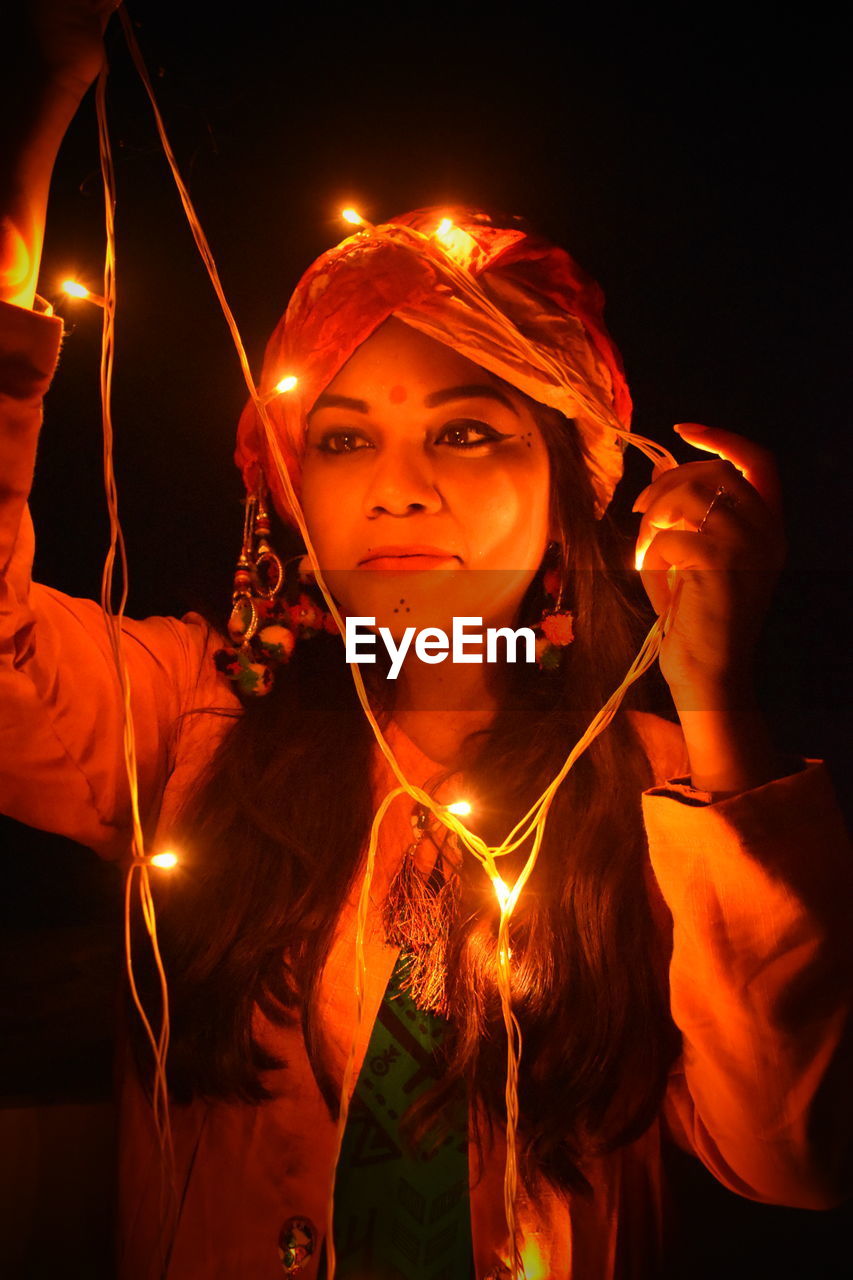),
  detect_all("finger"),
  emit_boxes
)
[638,468,774,541]
[635,527,726,614]
[673,423,783,516]
[635,459,740,508]
[639,528,736,575]
[633,459,772,533]
[635,505,739,574]
[635,505,757,570]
